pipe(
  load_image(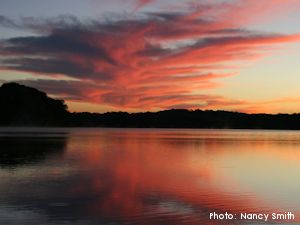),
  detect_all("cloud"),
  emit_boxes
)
[237,97,300,114]
[137,0,155,8]
[0,15,19,28]
[11,79,109,101]
[132,0,155,13]
[1,1,300,112]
